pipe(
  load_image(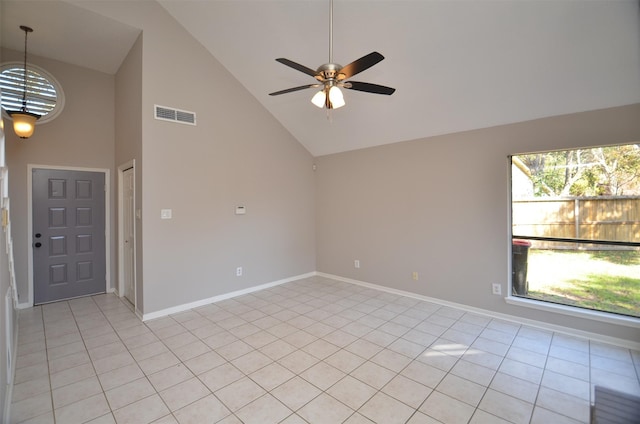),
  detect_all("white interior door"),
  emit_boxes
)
[122,167,135,304]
